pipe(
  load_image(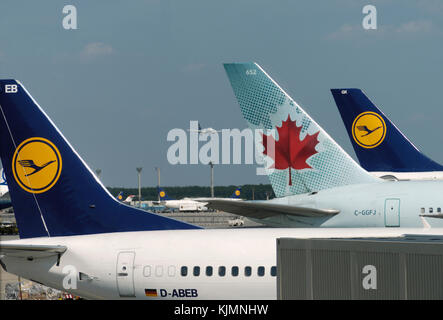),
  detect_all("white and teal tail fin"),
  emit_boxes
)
[223,63,379,197]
